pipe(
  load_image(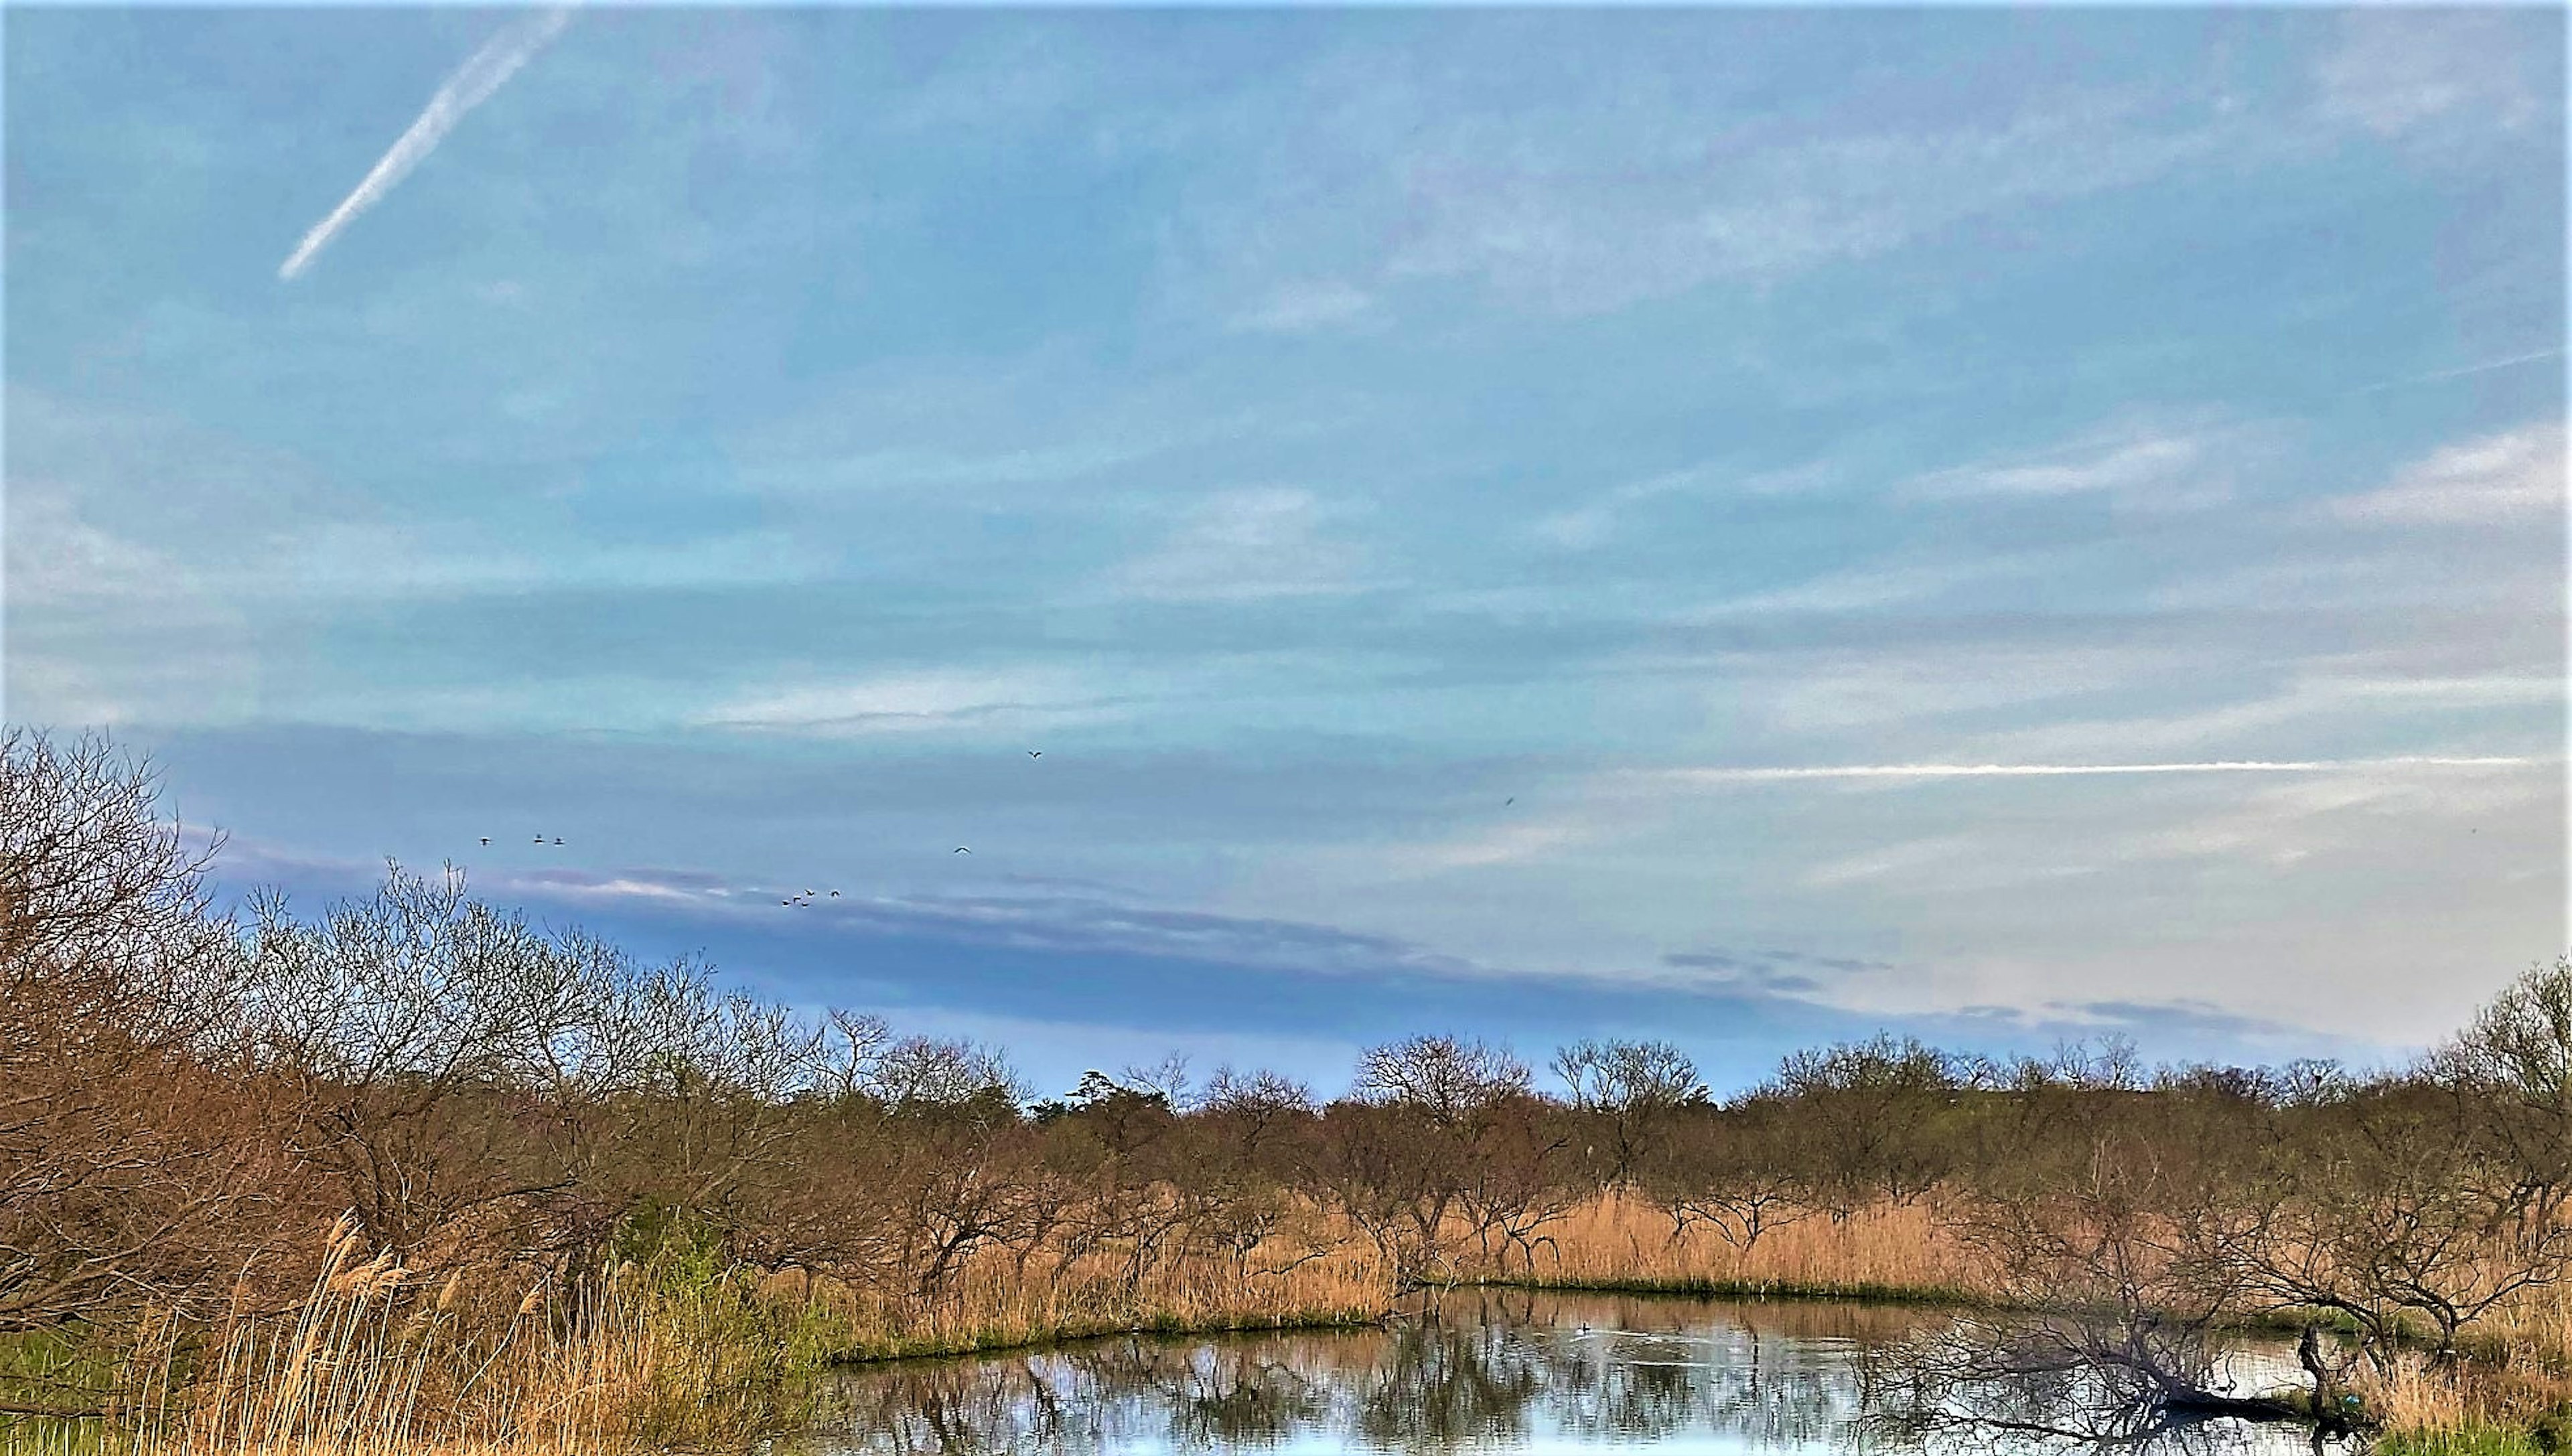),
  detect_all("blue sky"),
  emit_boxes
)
[7,5,2564,1097]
